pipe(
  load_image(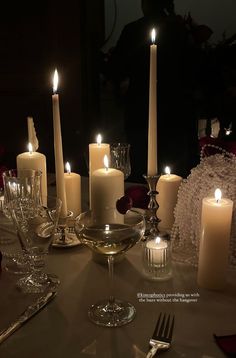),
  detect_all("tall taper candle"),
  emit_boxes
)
[52,69,68,218]
[147,28,157,175]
